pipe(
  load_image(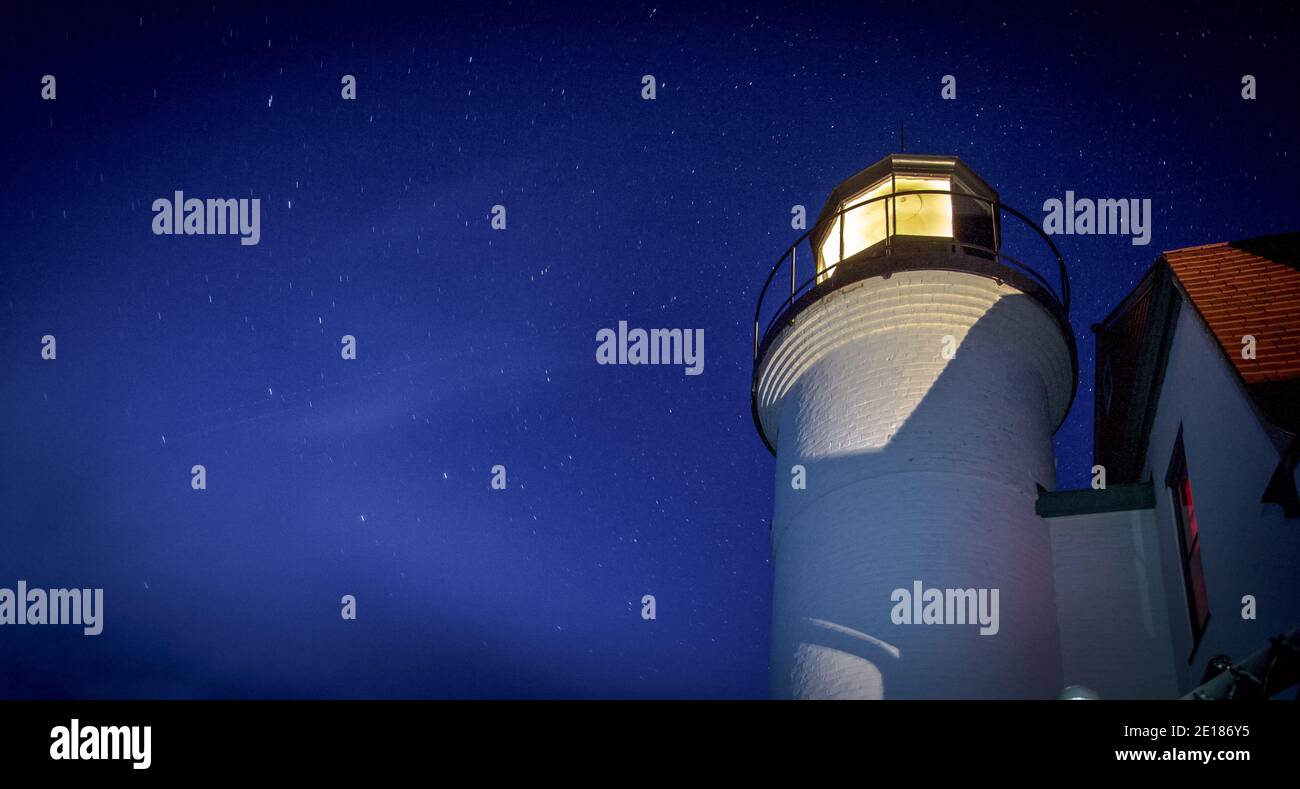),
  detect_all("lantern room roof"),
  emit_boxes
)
[812,154,1000,231]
